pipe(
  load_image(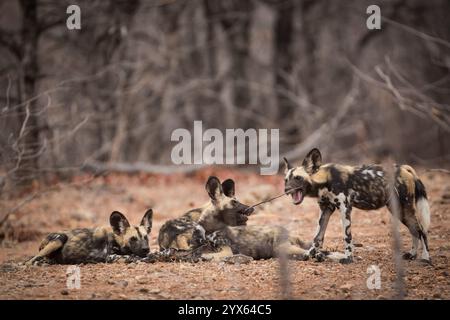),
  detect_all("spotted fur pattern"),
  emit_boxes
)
[284,148,431,264]
[26,209,153,265]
